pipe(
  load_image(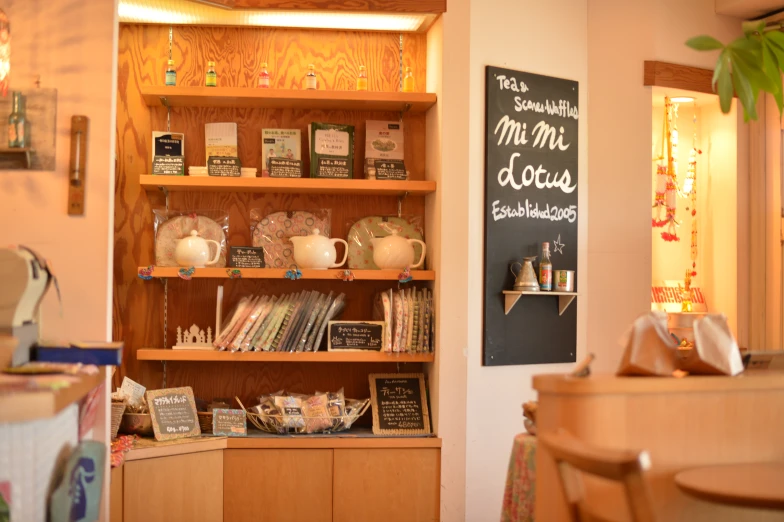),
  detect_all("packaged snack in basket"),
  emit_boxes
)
[326,388,345,428]
[302,394,332,433]
[274,395,305,431]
